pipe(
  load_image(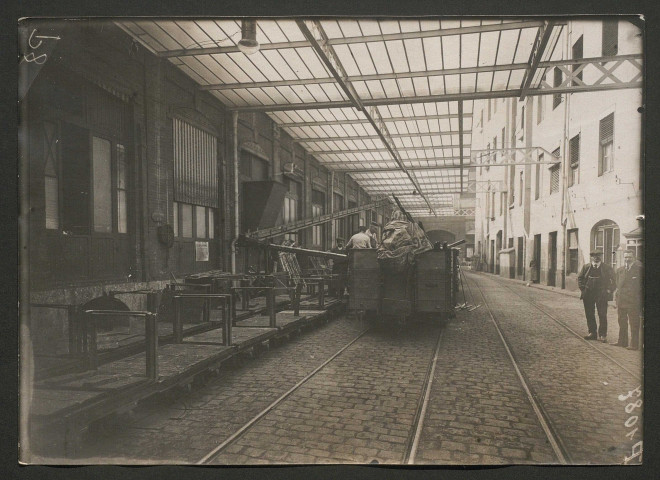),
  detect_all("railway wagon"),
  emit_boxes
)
[348,246,459,323]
